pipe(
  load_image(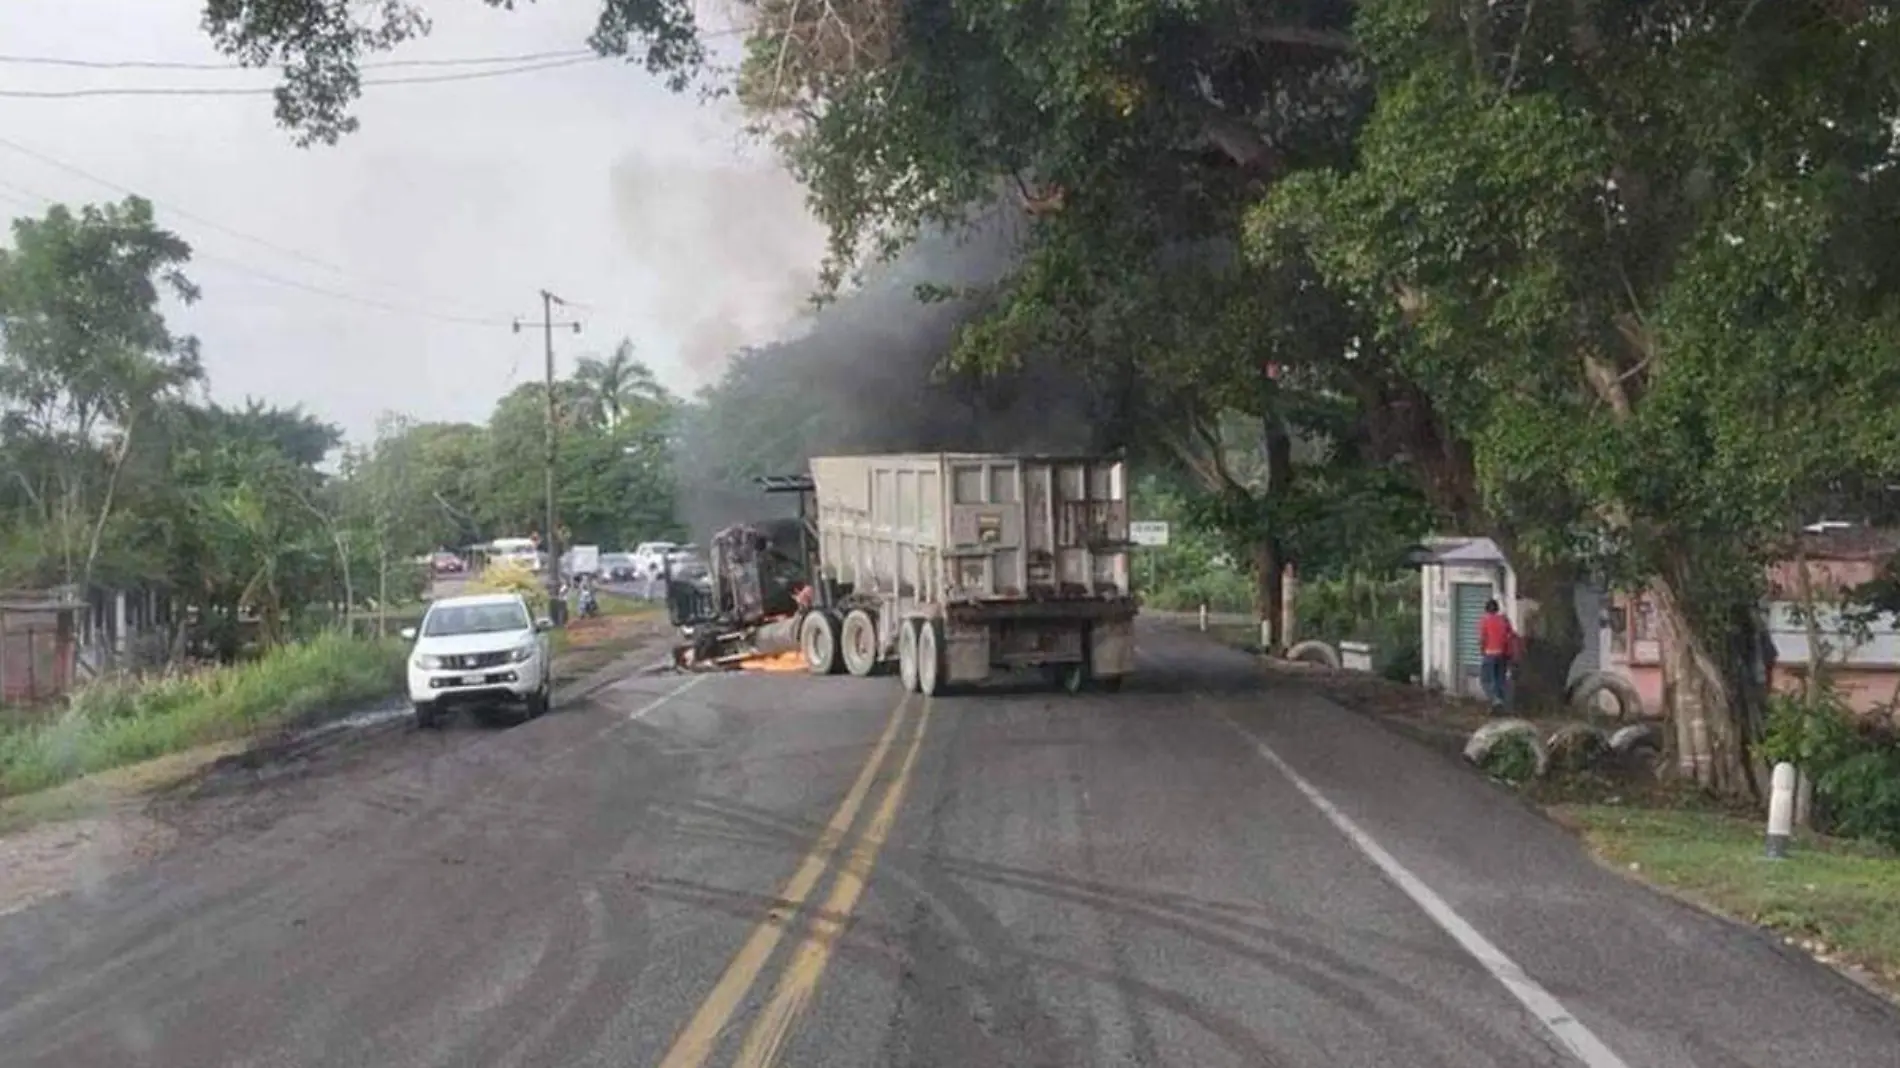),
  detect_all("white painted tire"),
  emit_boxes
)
[1464,718,1550,779]
[1569,671,1644,722]
[1285,640,1341,668]
[1545,723,1611,771]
